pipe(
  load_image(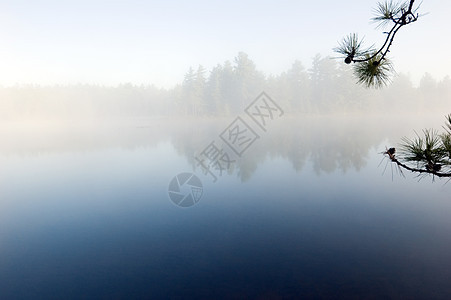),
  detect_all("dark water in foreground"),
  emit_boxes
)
[1,115,450,299]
